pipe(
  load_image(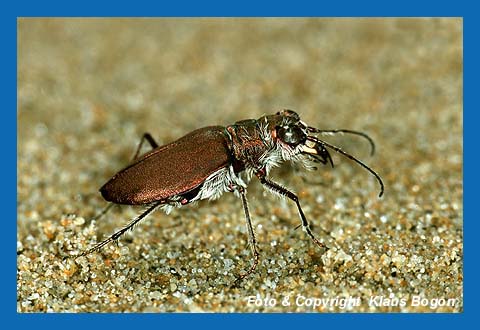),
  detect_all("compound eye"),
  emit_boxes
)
[277,126,305,145]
